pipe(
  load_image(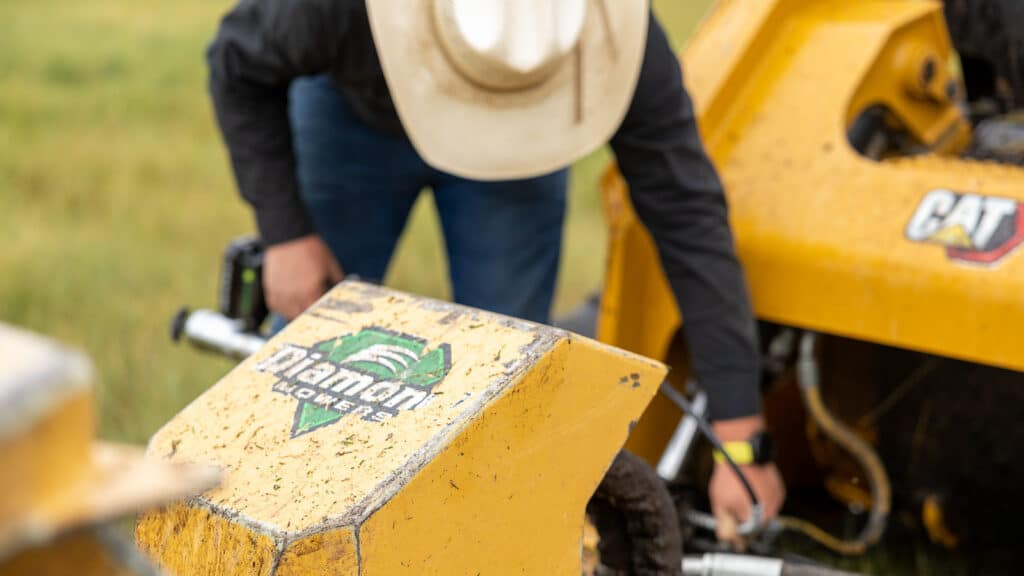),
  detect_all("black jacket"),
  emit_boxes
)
[208,0,762,420]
